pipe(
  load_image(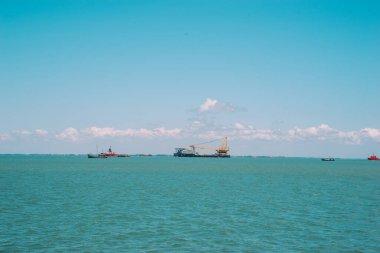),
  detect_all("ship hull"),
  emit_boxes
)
[103,153,117,157]
[88,154,107,158]
[321,158,335,161]
[117,154,130,157]
[368,154,380,160]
